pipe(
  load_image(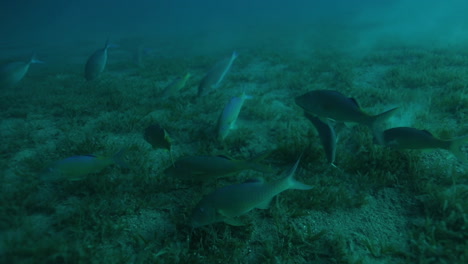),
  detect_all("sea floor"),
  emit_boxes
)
[0,40,467,263]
